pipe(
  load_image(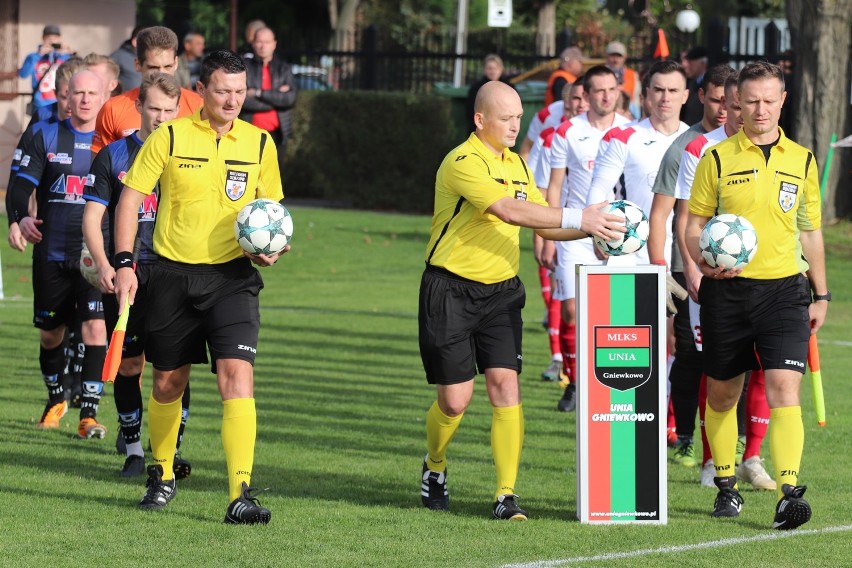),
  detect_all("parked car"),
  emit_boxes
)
[292,65,333,91]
